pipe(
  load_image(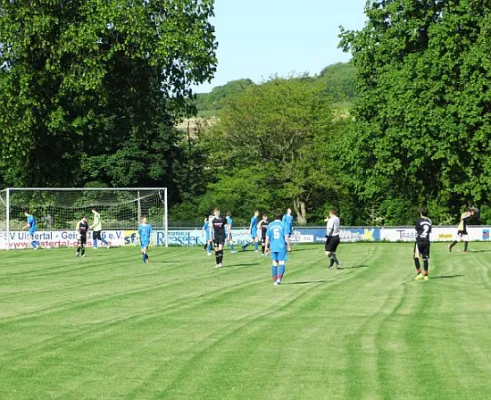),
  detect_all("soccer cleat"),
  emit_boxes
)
[273,281,280,286]
[415,273,423,280]
[82,254,86,258]
[254,250,259,253]
[337,261,342,269]
[231,251,237,254]
[462,251,468,254]
[276,279,282,285]
[76,252,80,257]
[424,276,429,281]
[215,264,222,268]
[107,244,110,249]
[207,252,212,256]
